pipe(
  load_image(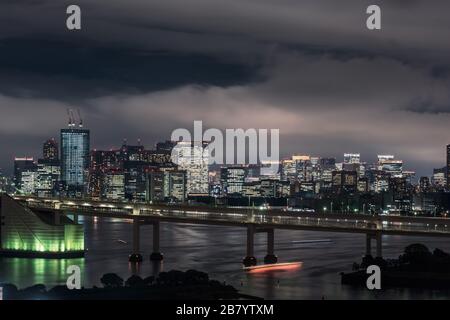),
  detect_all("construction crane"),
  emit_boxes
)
[77,109,83,127]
